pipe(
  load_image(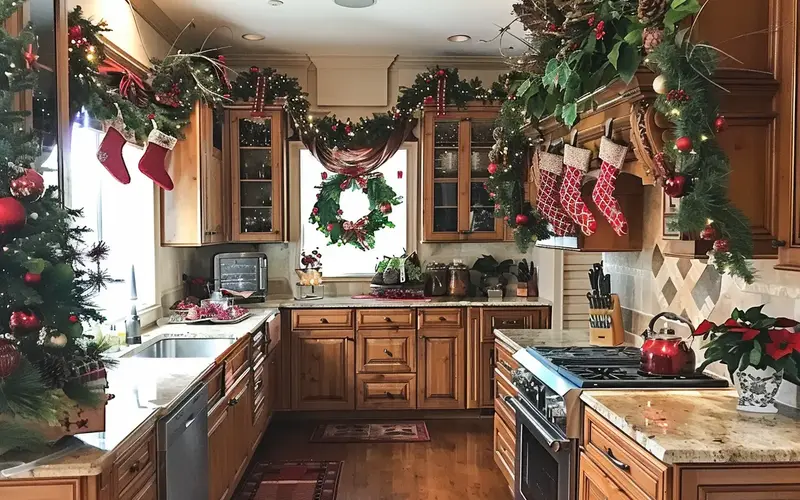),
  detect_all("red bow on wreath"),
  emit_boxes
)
[339,175,369,191]
[343,217,370,250]
[98,59,148,107]
[23,44,52,72]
